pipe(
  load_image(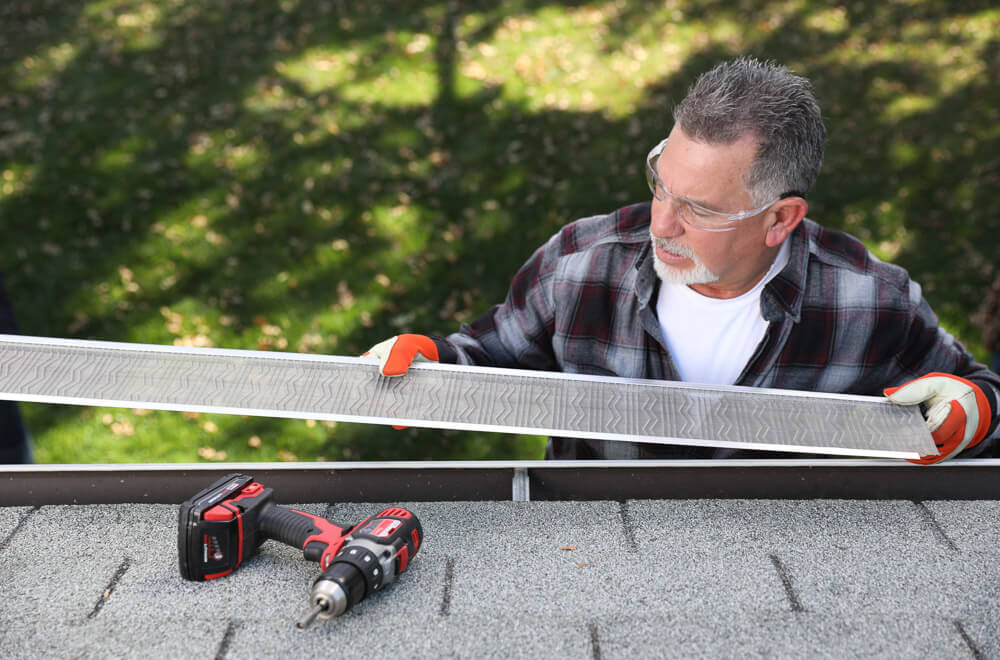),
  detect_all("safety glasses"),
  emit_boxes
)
[645,137,799,232]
